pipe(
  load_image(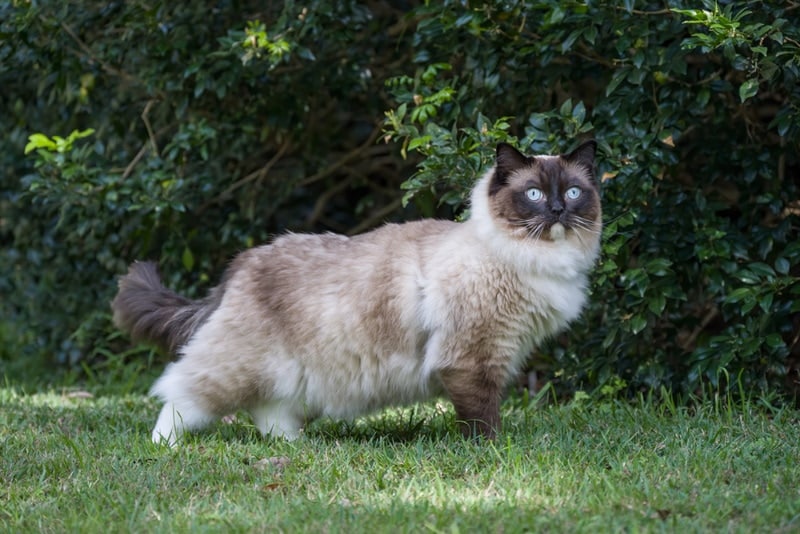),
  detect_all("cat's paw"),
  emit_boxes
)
[151,427,180,448]
[251,401,303,441]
